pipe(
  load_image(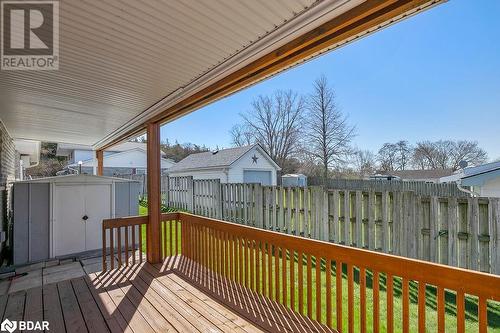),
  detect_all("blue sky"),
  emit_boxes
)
[160,0,500,160]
